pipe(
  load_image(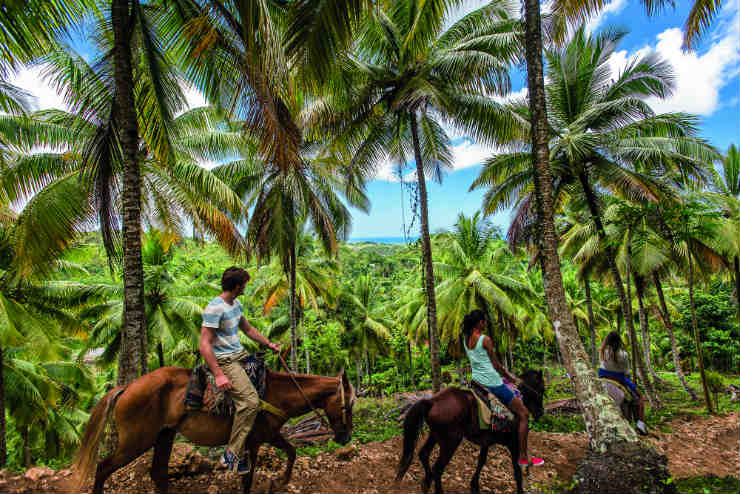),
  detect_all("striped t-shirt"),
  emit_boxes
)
[202,296,244,356]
